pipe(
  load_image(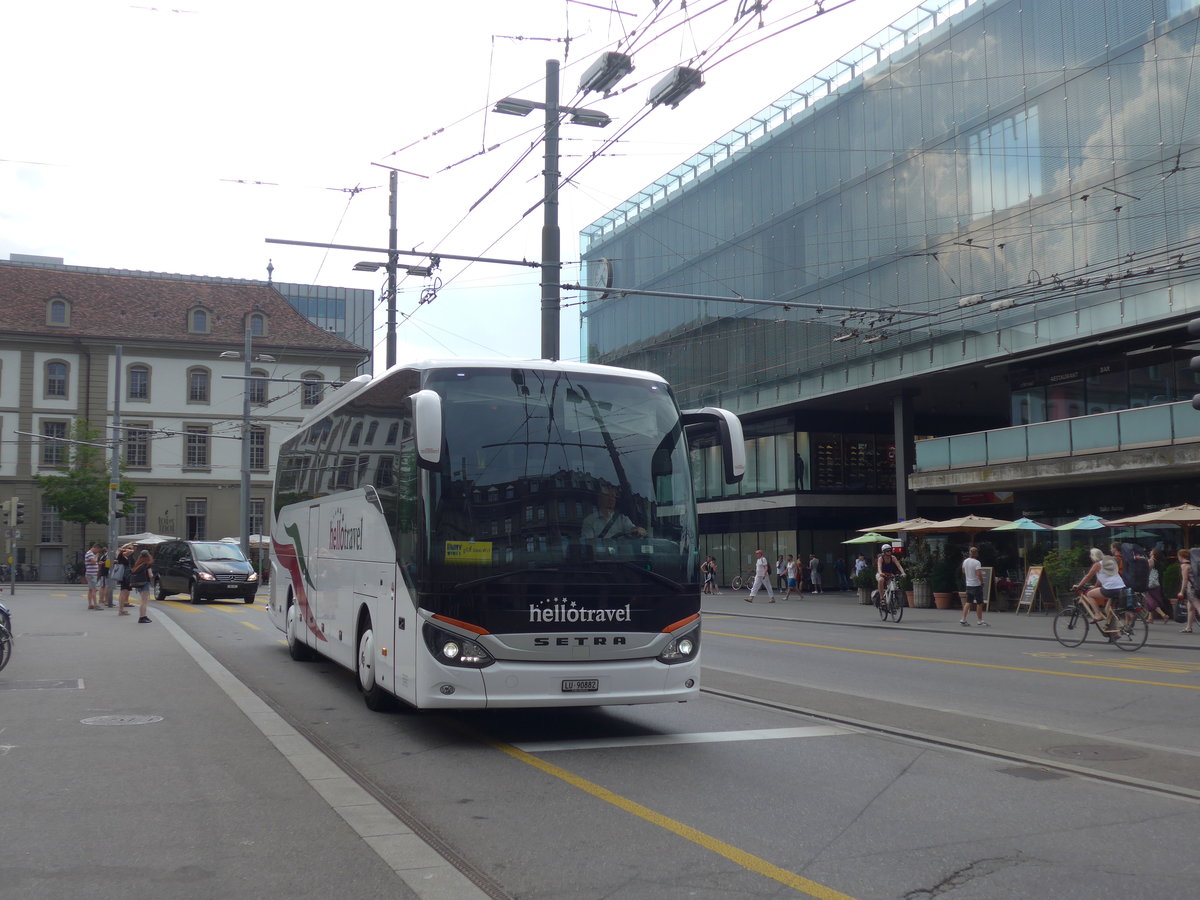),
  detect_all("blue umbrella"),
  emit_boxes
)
[1052,515,1110,531]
